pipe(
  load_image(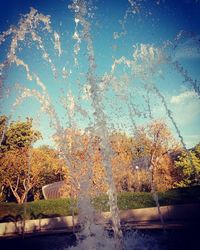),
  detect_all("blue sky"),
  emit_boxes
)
[0,0,200,148]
